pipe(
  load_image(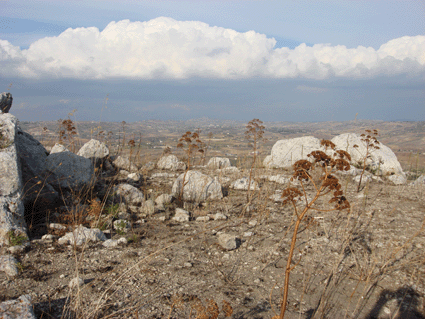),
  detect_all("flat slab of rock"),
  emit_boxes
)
[58,225,106,246]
